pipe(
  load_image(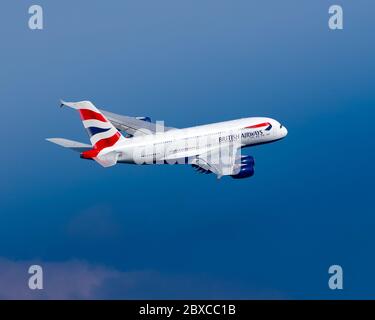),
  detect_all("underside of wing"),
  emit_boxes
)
[191,143,240,178]
[191,143,255,179]
[100,109,176,136]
